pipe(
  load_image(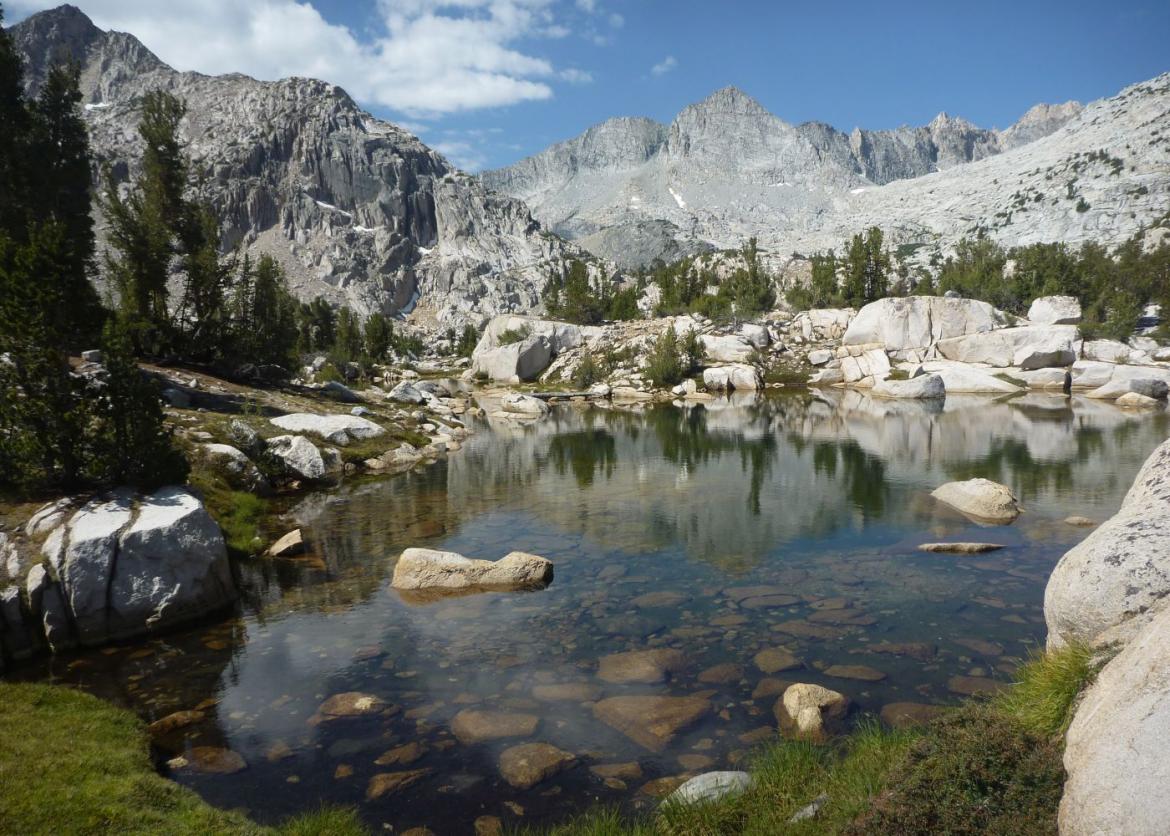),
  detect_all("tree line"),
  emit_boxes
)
[787,224,1170,341]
